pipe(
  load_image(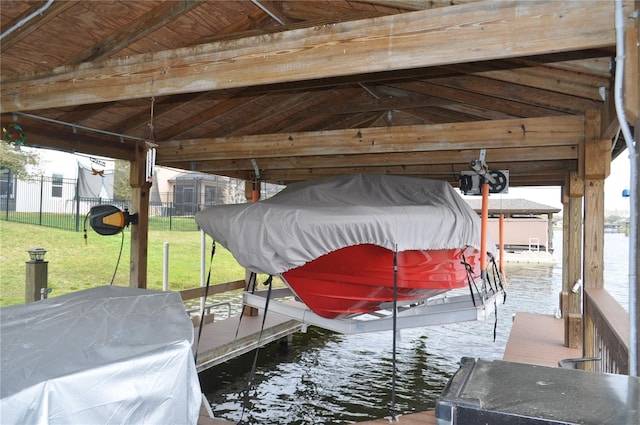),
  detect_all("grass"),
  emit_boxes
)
[0,221,247,306]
